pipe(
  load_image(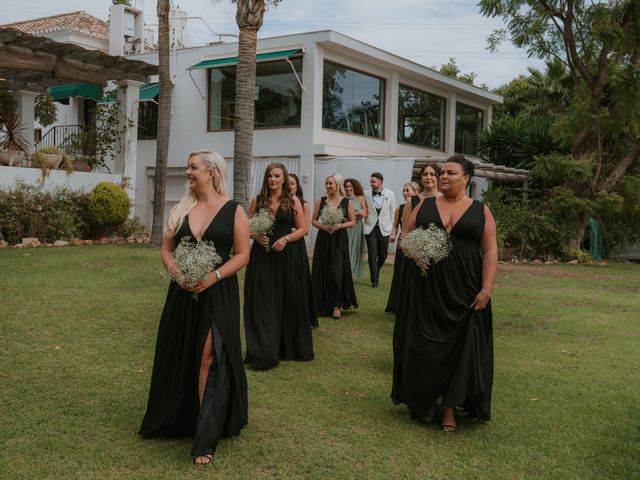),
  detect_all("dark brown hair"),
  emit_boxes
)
[418,162,442,180]
[344,177,364,196]
[256,163,295,213]
[445,154,475,178]
[370,172,384,182]
[289,173,304,203]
